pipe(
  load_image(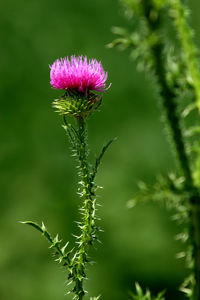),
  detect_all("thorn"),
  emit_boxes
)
[61,242,69,254]
[41,222,46,232]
